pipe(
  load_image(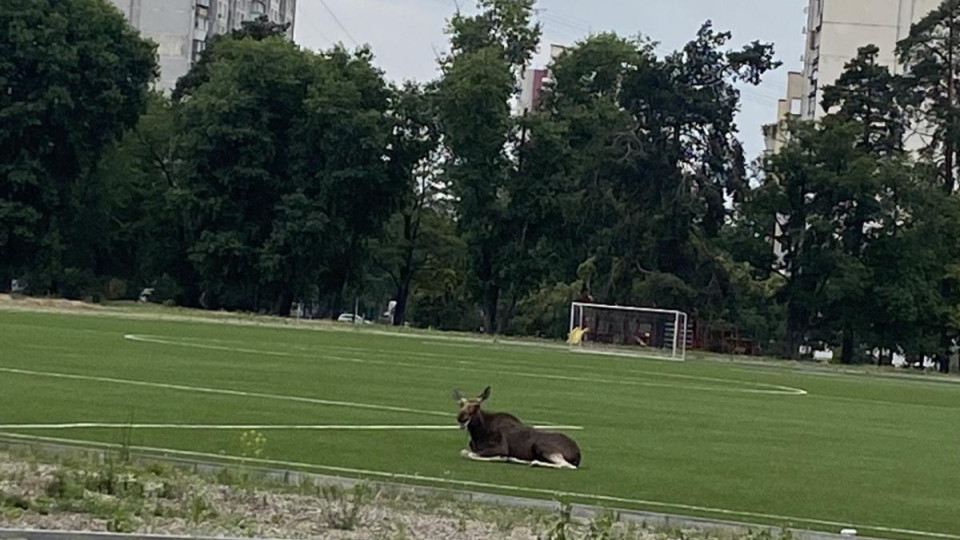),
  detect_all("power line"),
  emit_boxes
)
[316,0,359,47]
